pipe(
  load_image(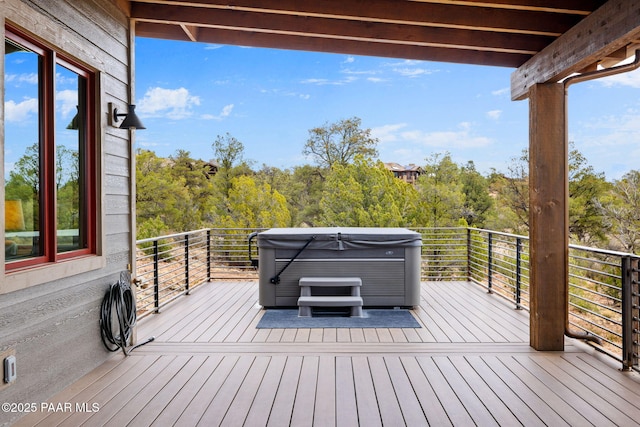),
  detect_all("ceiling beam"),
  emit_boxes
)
[131,0,585,36]
[511,0,640,100]
[180,24,199,41]
[135,22,531,67]
[132,3,553,54]
[421,0,604,14]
